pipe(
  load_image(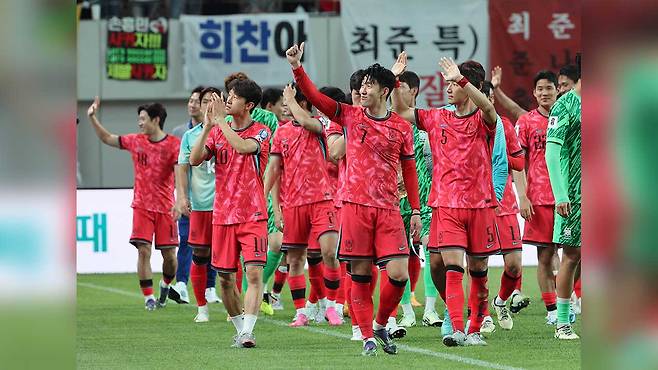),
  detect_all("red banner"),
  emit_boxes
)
[489,0,580,115]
